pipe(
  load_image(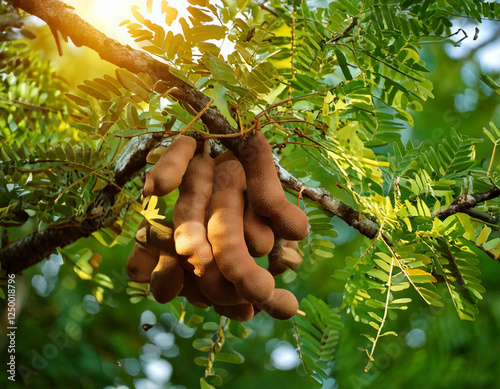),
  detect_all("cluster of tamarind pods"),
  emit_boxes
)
[126,131,309,322]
